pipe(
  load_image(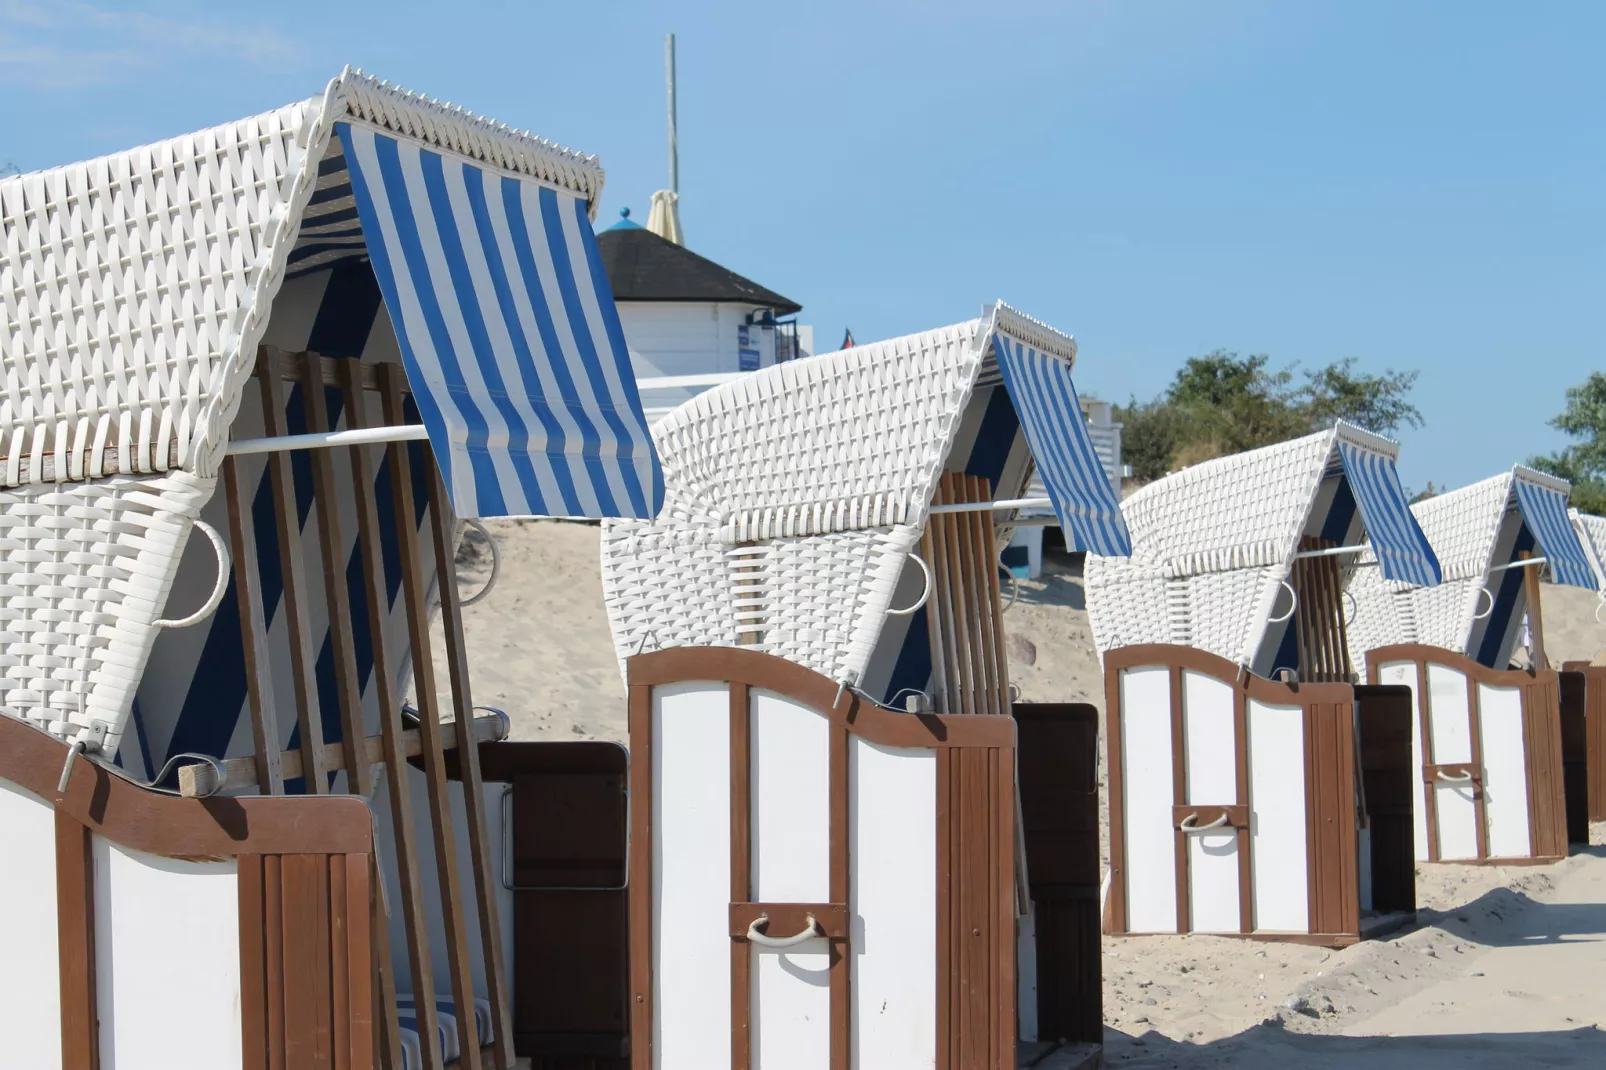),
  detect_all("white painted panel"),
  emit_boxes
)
[1181,671,1239,933]
[94,840,240,1070]
[1248,699,1308,932]
[1120,667,1177,932]
[1425,665,1479,860]
[1478,683,1532,859]
[851,739,937,1070]
[1378,662,1430,861]
[0,782,62,1070]
[750,689,831,1069]
[653,682,732,1070]
[1425,665,1474,763]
